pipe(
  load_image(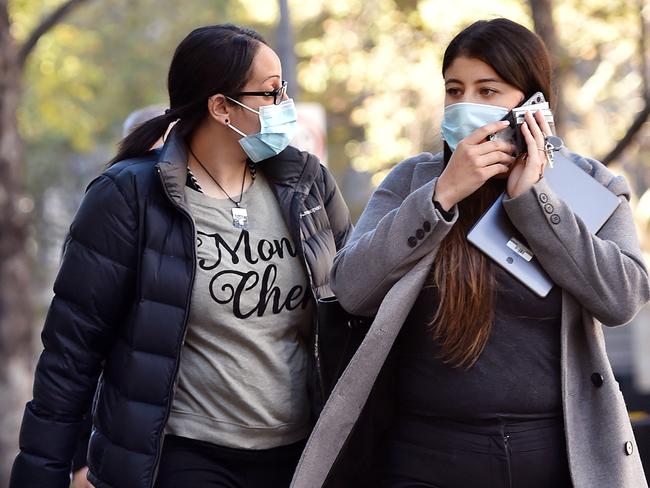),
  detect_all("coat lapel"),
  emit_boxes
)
[290,253,434,488]
[291,155,445,488]
[410,154,444,193]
